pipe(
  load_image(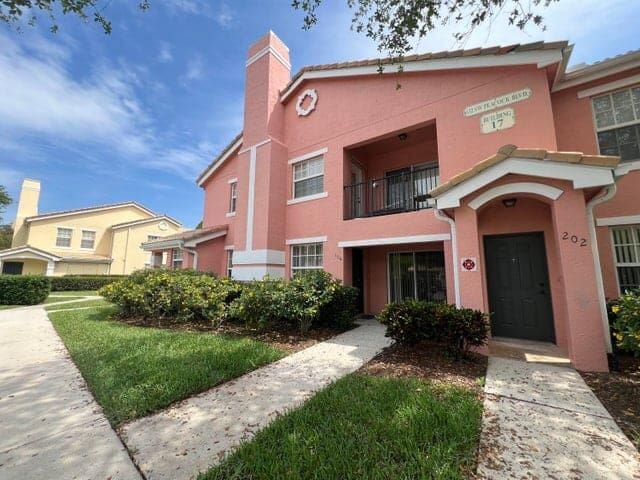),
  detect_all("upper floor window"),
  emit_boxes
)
[612,226,640,293]
[172,249,183,269]
[293,156,324,199]
[80,230,96,249]
[229,181,237,213]
[592,86,640,161]
[55,227,72,248]
[291,242,323,276]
